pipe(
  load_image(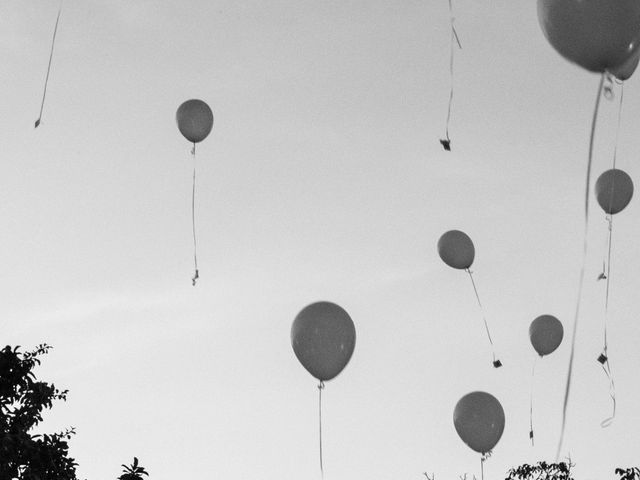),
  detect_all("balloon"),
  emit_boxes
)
[291,301,356,382]
[595,169,634,215]
[438,230,475,270]
[176,99,214,143]
[453,391,505,454]
[537,0,640,75]
[529,315,564,357]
